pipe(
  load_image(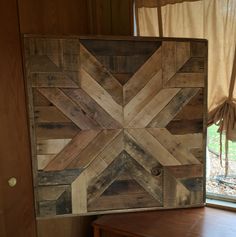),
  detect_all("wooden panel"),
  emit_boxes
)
[24,36,207,217]
[0,1,36,236]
